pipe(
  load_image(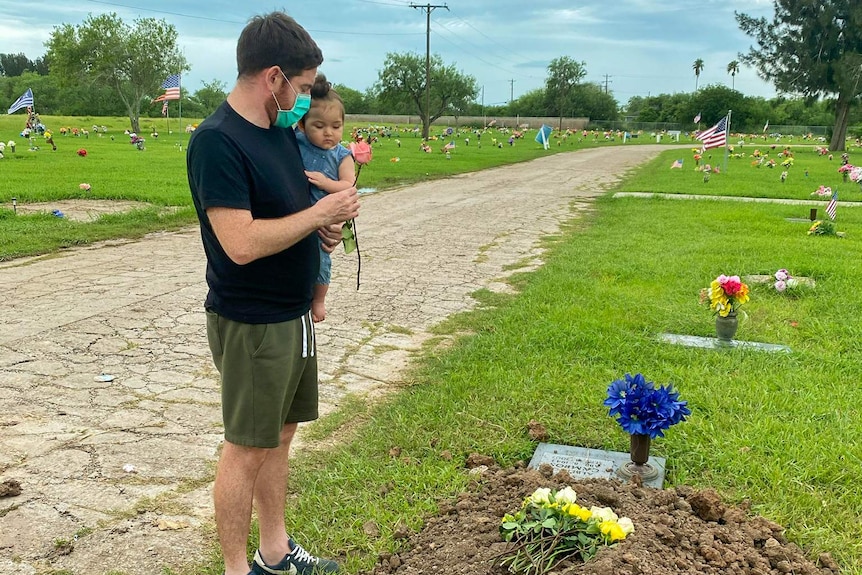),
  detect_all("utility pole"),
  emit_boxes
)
[509,79,515,103]
[410,3,448,139]
[602,74,612,94]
